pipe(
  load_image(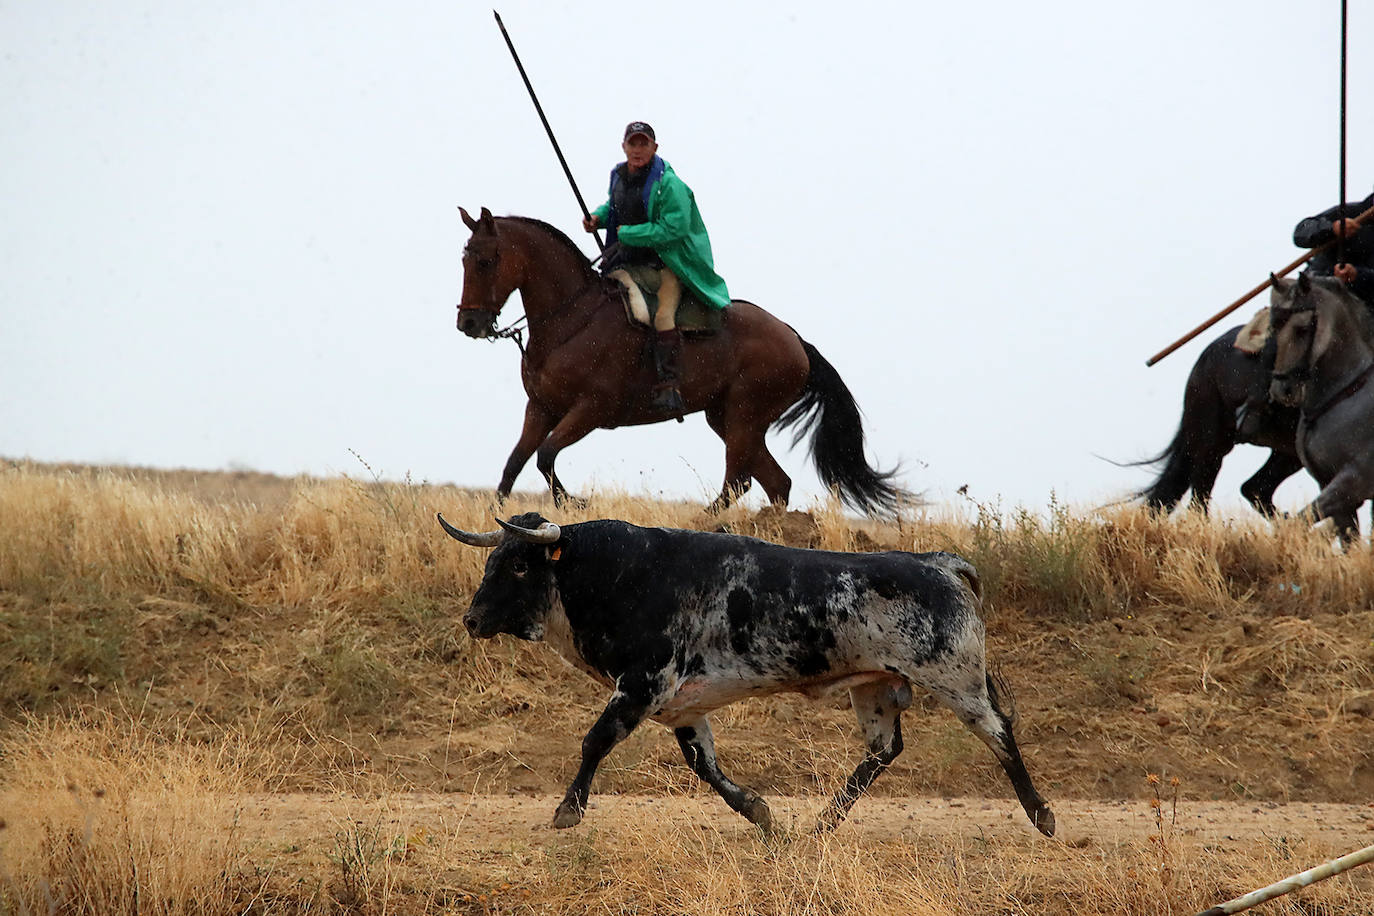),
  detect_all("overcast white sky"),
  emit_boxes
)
[3,1,1370,517]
